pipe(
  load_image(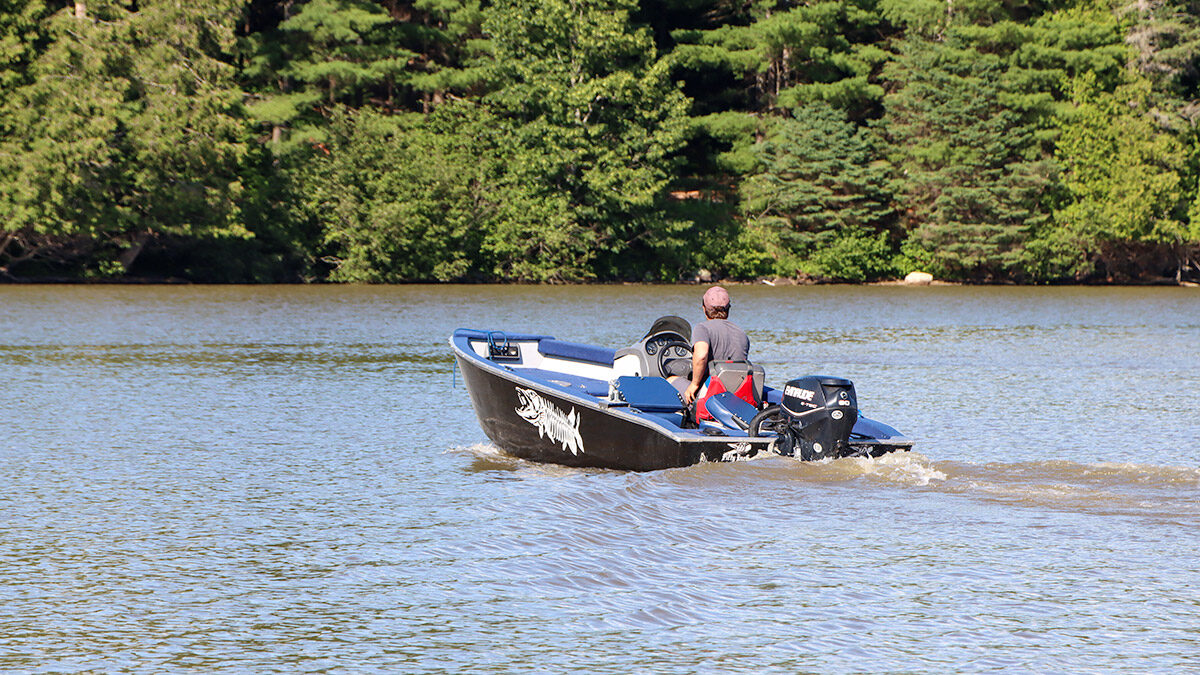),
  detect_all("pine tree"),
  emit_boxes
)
[876,2,1131,281]
[738,102,894,281]
[0,0,46,92]
[242,0,487,148]
[1125,0,1200,110]
[403,0,488,106]
[668,0,889,205]
[877,36,1055,280]
[670,0,886,115]
[1122,0,1200,280]
[244,0,410,149]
